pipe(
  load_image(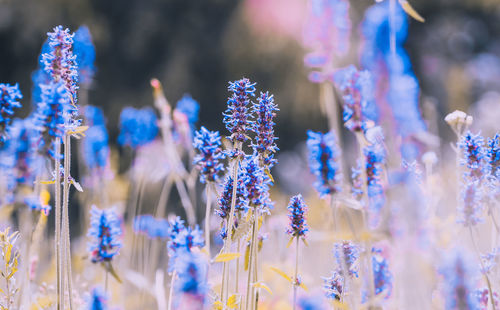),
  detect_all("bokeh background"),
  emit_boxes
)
[1,0,500,156]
